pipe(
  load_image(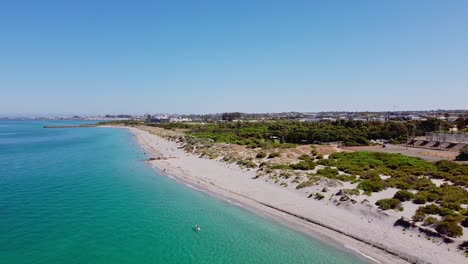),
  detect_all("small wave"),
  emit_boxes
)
[186,184,203,192]
[344,244,381,263]
[166,175,181,183]
[0,132,16,136]
[223,198,244,207]
[228,201,243,207]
